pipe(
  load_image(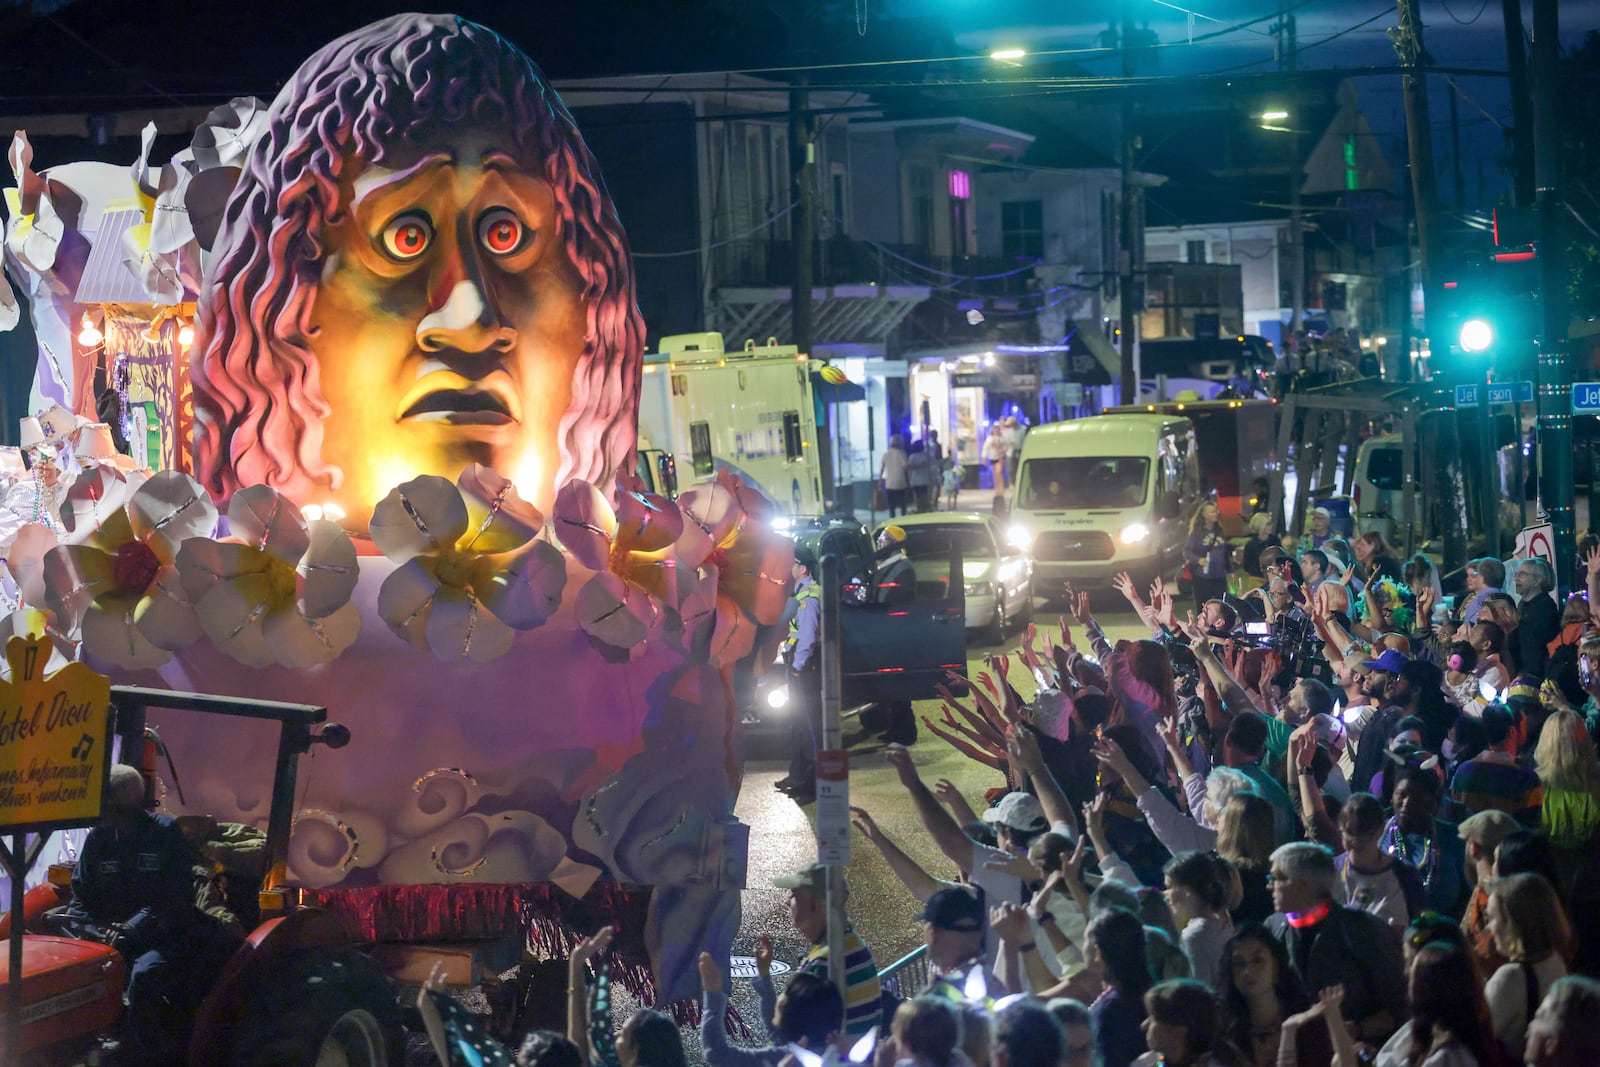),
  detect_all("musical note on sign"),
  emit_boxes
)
[71,734,95,761]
